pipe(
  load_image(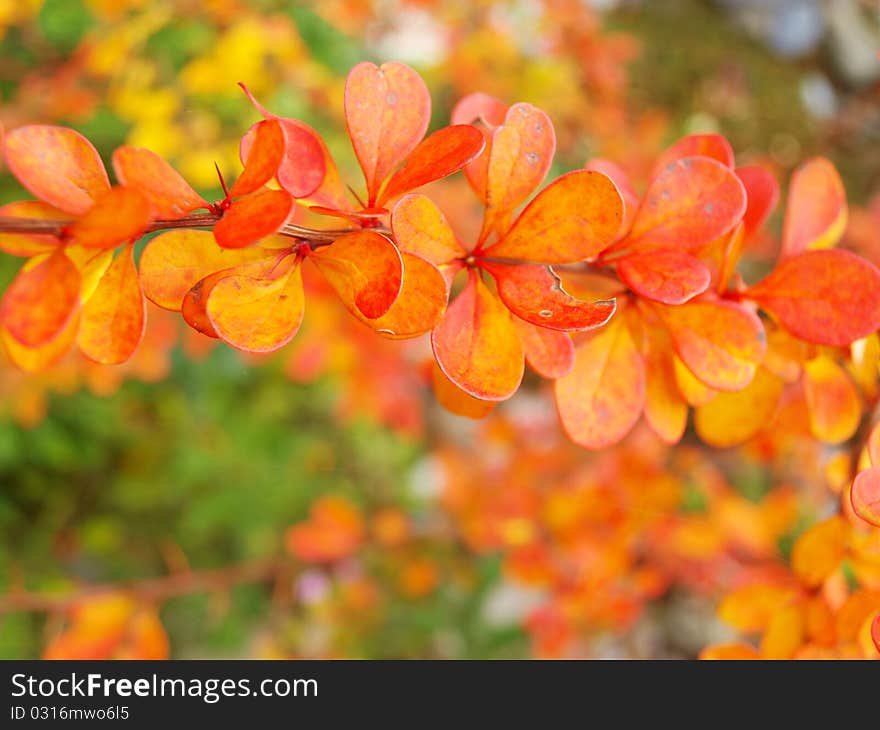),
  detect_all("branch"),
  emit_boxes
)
[0,557,289,614]
[0,213,388,247]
